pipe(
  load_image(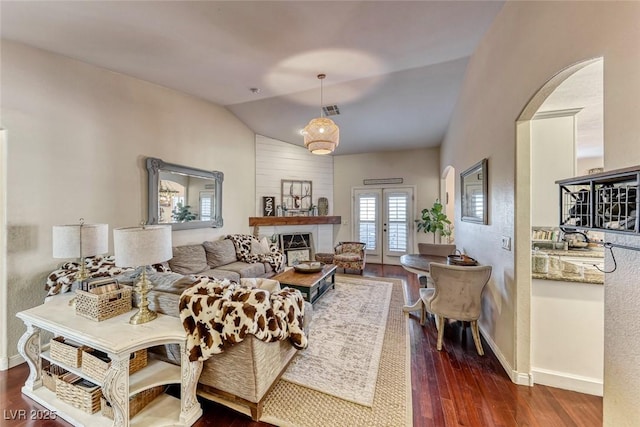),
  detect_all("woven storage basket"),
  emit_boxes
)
[42,362,68,392]
[81,348,147,383]
[75,286,132,322]
[56,373,102,414]
[50,337,90,368]
[100,385,165,420]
